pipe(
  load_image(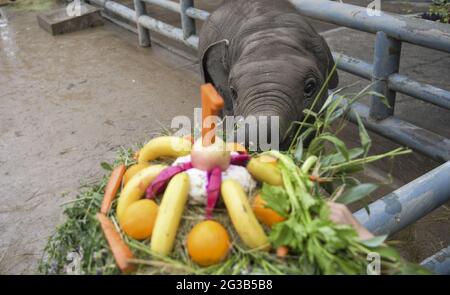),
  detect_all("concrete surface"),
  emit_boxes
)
[0,2,200,274]
[0,0,448,274]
